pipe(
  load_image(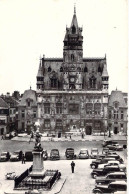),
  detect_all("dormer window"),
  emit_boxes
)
[72,25,76,34]
[60,67,63,72]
